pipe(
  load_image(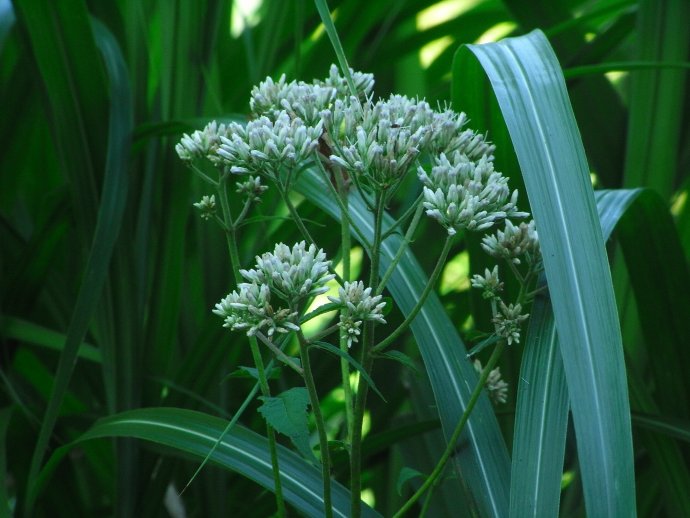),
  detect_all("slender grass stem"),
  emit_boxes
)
[381,193,424,241]
[278,182,345,285]
[350,192,385,518]
[190,164,220,188]
[279,185,315,246]
[301,302,340,323]
[314,158,367,246]
[307,323,341,344]
[373,235,454,353]
[217,177,286,518]
[255,332,304,375]
[377,202,425,295]
[297,330,334,518]
[393,340,506,517]
[333,165,355,444]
